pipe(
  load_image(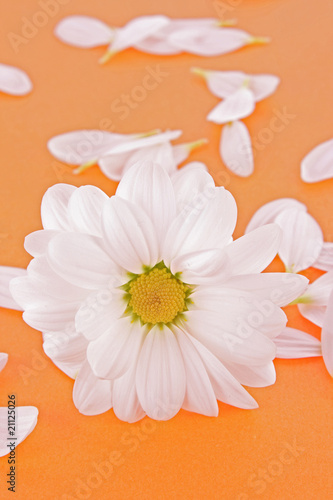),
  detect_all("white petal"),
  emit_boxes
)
[101,130,182,155]
[207,88,255,124]
[220,121,254,177]
[136,326,186,420]
[187,334,258,408]
[193,69,245,98]
[98,151,133,181]
[68,185,108,236]
[41,184,76,231]
[297,304,326,328]
[224,224,281,275]
[314,242,333,271]
[23,302,79,333]
[245,198,307,234]
[223,360,276,388]
[102,196,159,273]
[116,162,176,246]
[223,272,309,307]
[24,230,60,257]
[0,353,8,372]
[275,208,323,272]
[123,143,177,175]
[0,63,32,96]
[87,319,144,380]
[113,356,145,423]
[43,330,88,378]
[273,327,321,359]
[322,291,333,376]
[174,327,218,417]
[300,270,333,305]
[47,232,119,289]
[170,27,251,56]
[0,407,38,457]
[108,15,170,55]
[170,248,230,284]
[301,138,333,183]
[171,165,215,213]
[73,361,112,415]
[248,74,280,102]
[55,16,114,48]
[0,266,25,311]
[163,187,237,265]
